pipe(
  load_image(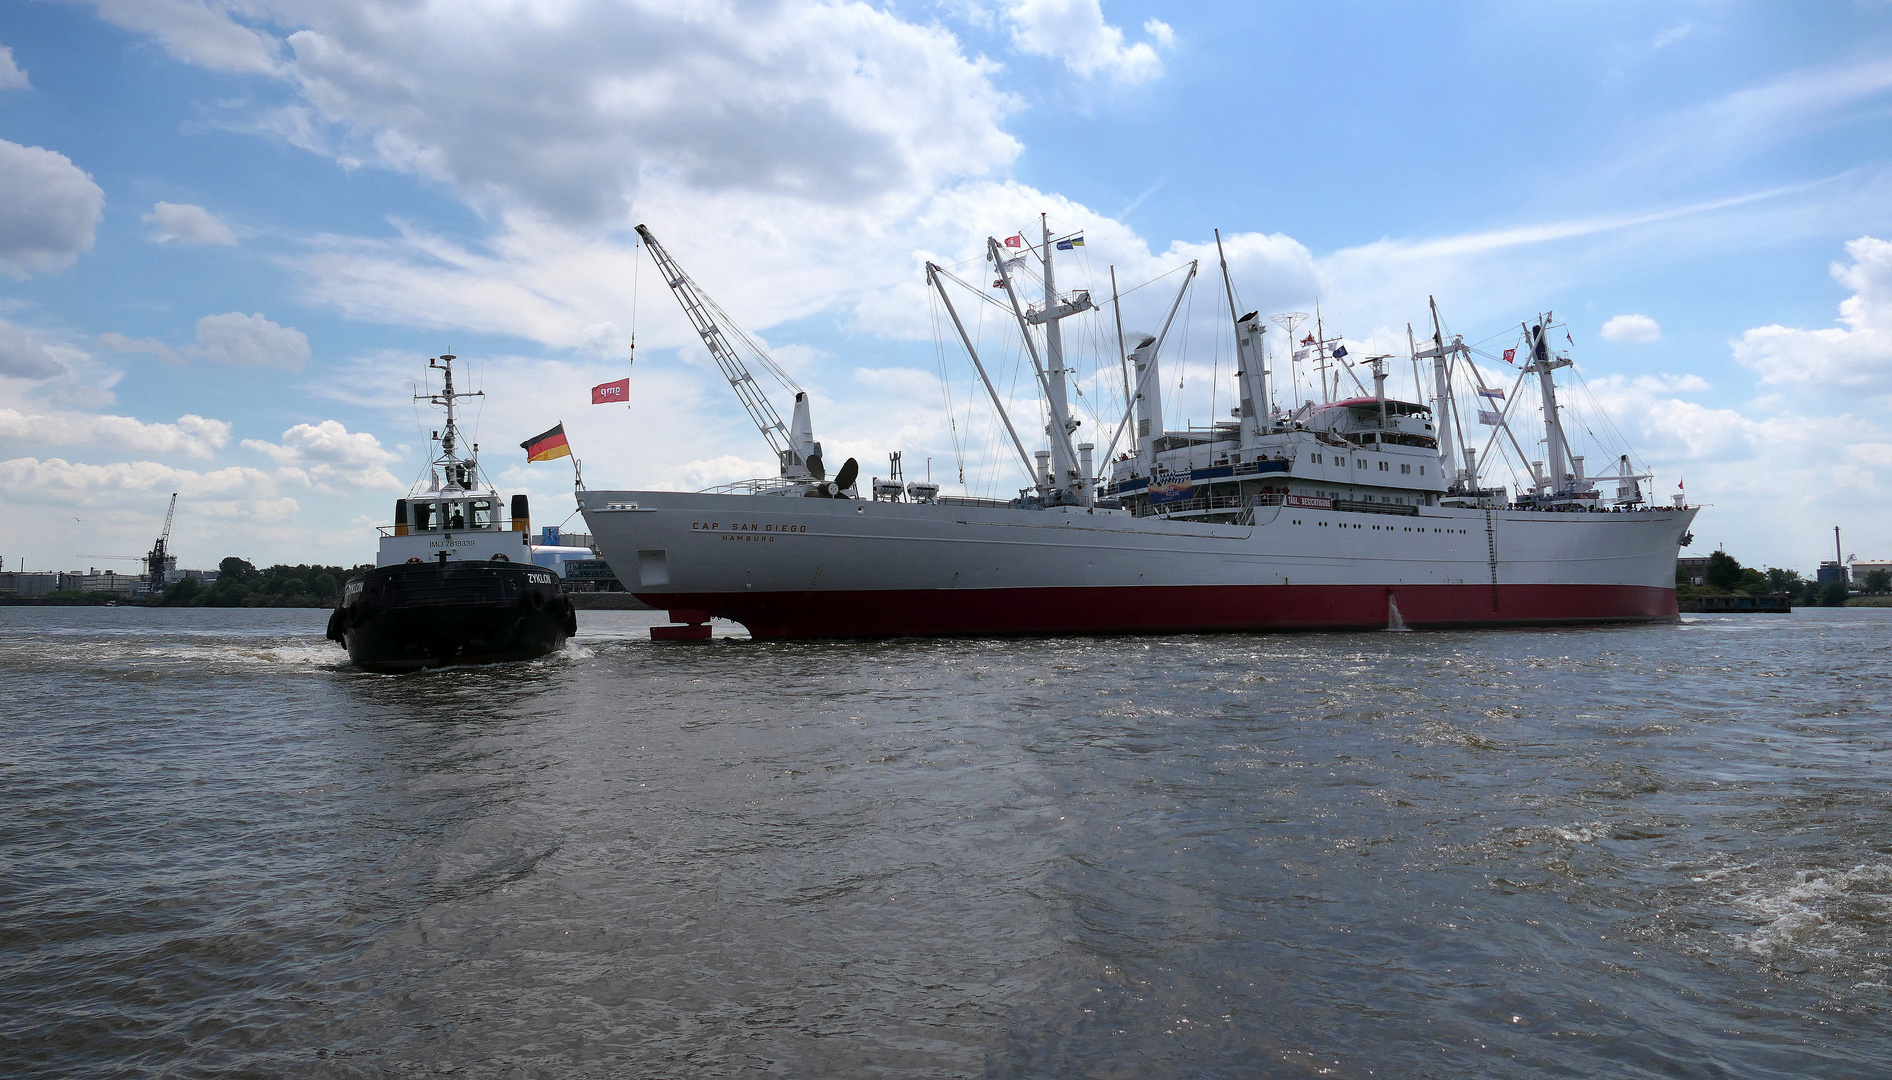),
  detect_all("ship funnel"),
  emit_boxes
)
[511,493,530,533]
[394,498,409,537]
